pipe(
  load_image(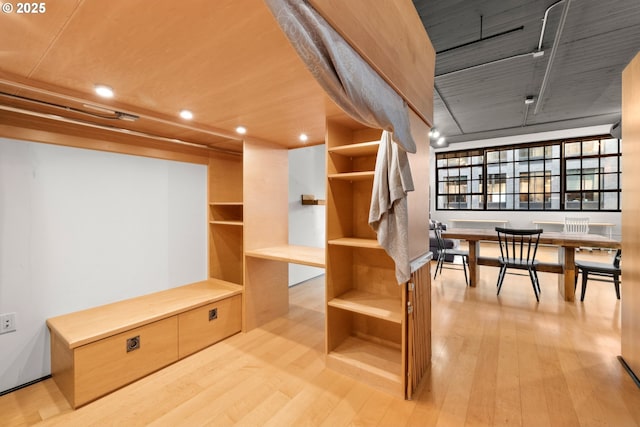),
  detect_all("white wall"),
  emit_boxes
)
[430,125,622,239]
[0,138,207,393]
[288,144,325,285]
